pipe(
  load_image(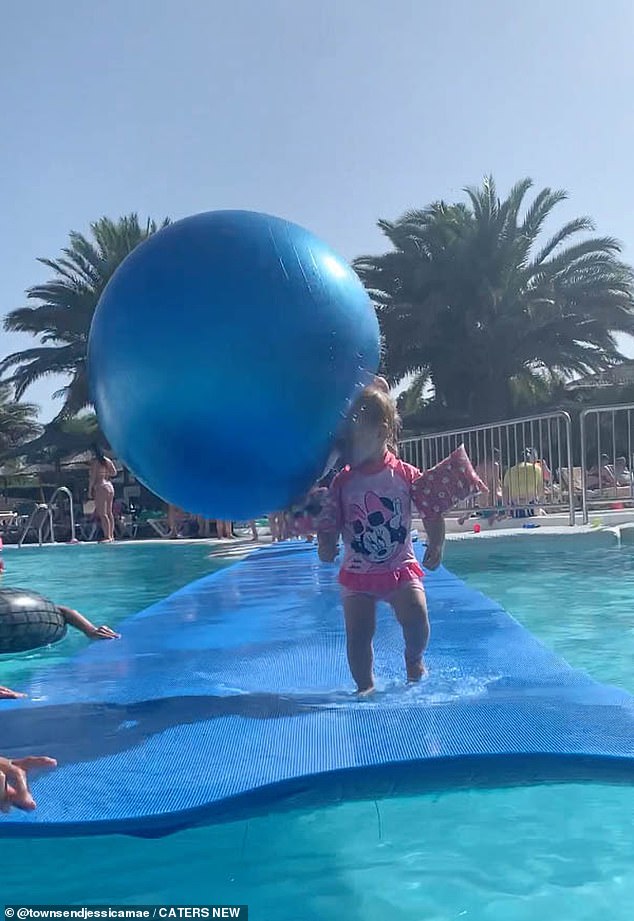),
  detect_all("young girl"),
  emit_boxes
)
[317,386,486,694]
